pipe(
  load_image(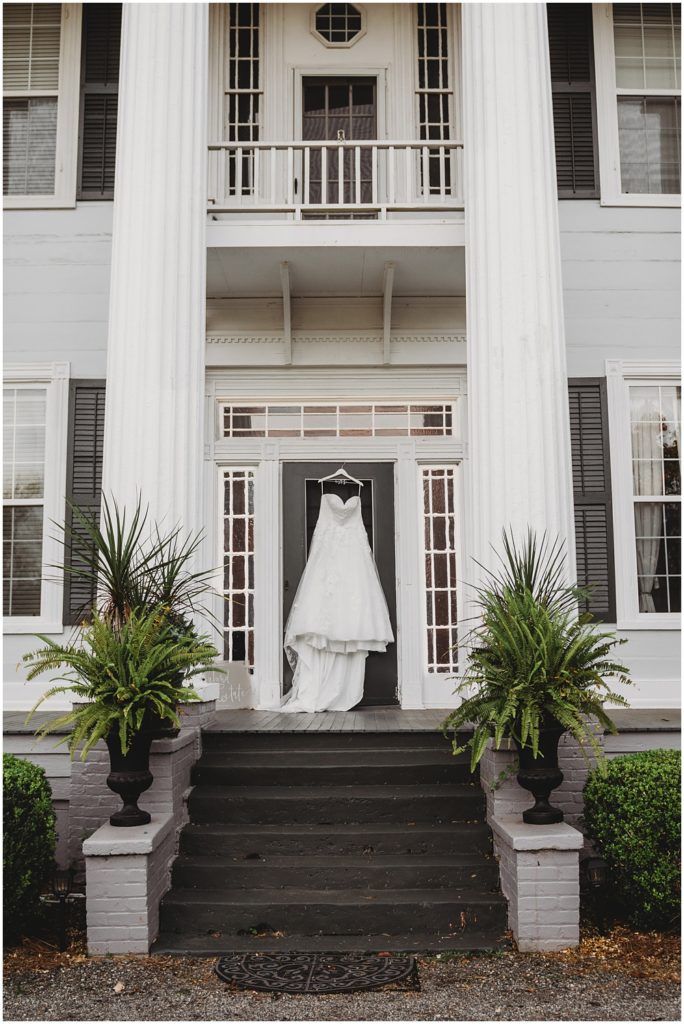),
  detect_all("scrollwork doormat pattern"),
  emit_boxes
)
[215,952,420,994]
